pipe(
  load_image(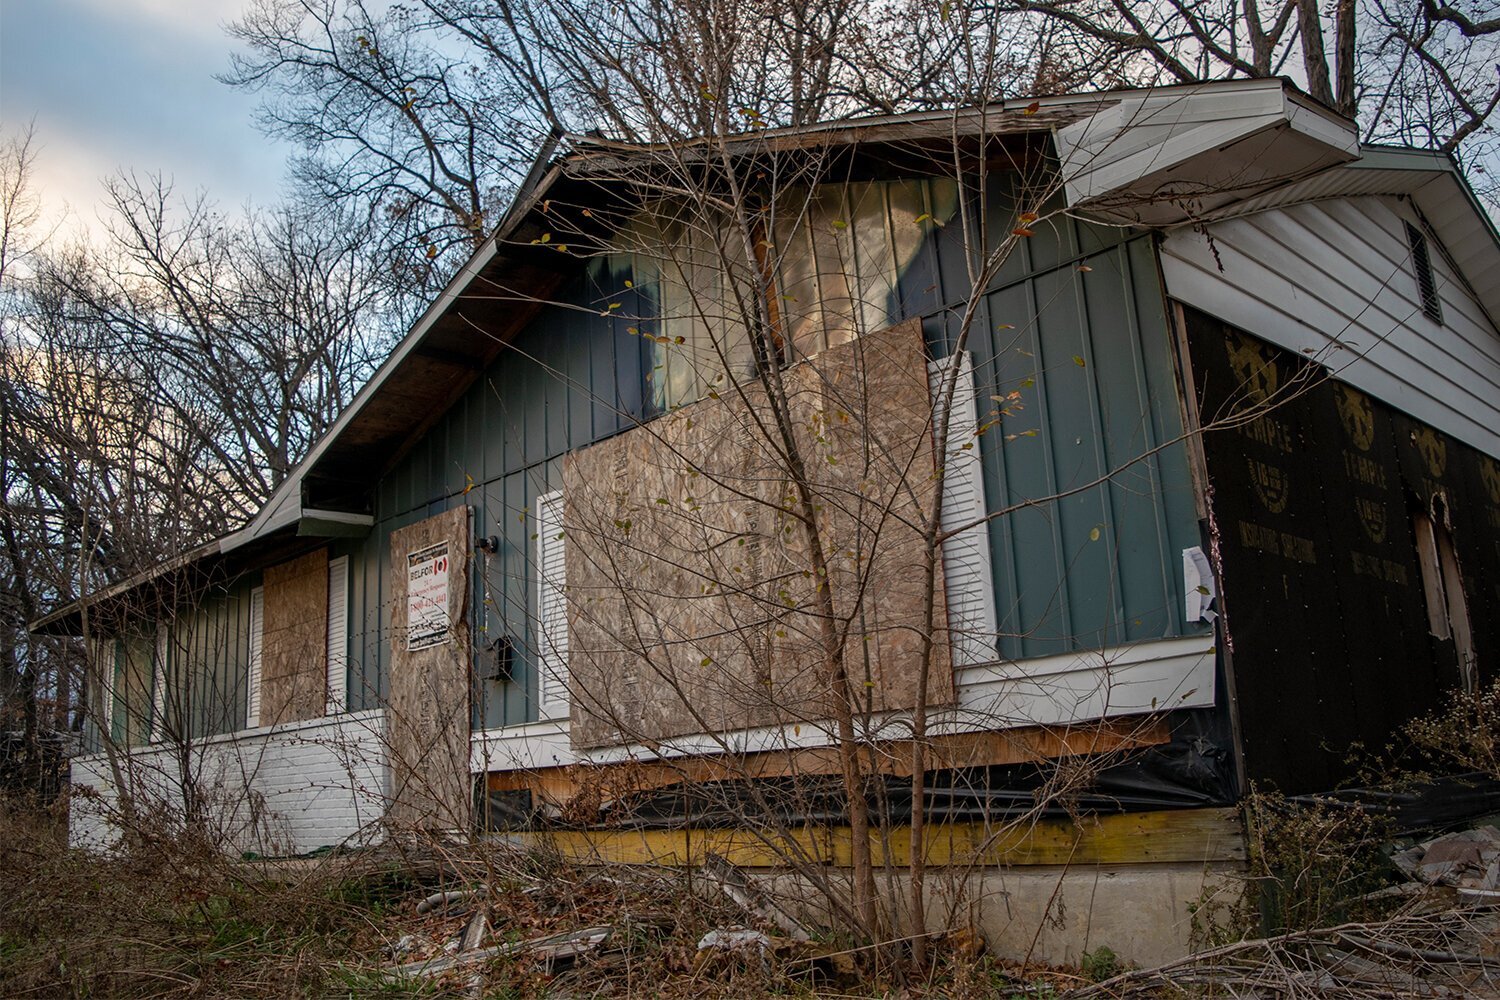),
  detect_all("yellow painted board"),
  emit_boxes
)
[500,808,1245,868]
